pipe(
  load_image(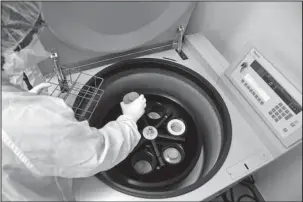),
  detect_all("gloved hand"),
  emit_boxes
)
[120,94,147,123]
[28,83,51,95]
